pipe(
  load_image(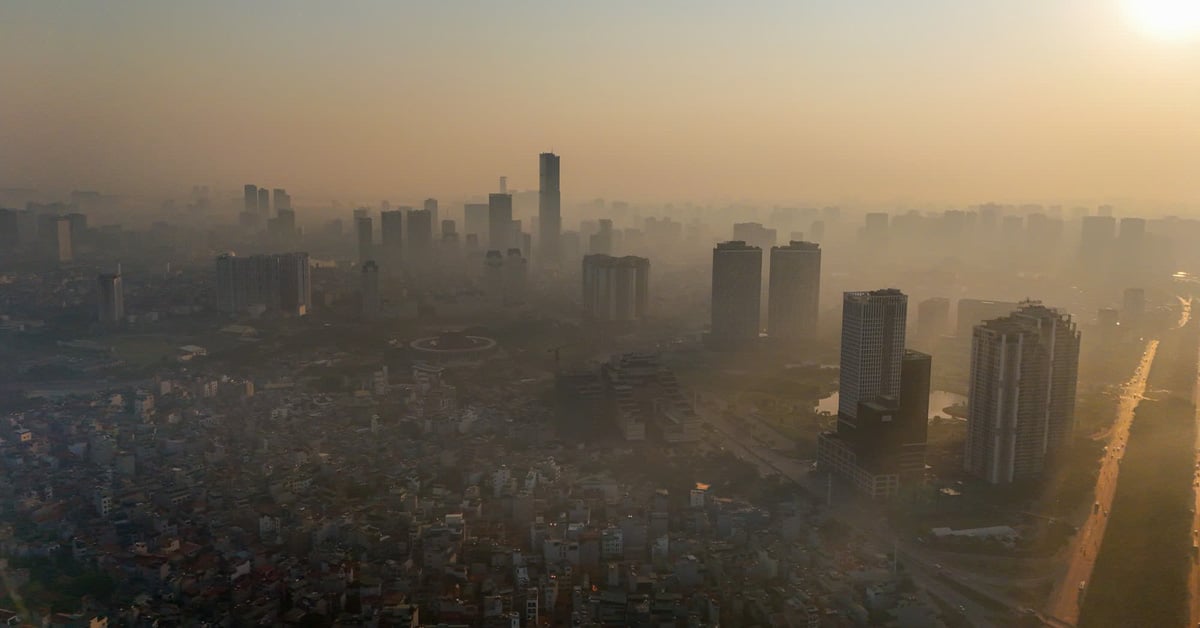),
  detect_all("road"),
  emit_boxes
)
[1043,338,1159,625]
